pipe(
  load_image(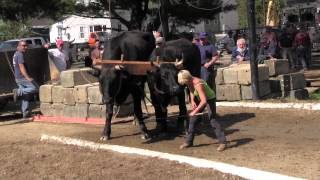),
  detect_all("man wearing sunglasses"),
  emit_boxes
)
[12,40,38,119]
